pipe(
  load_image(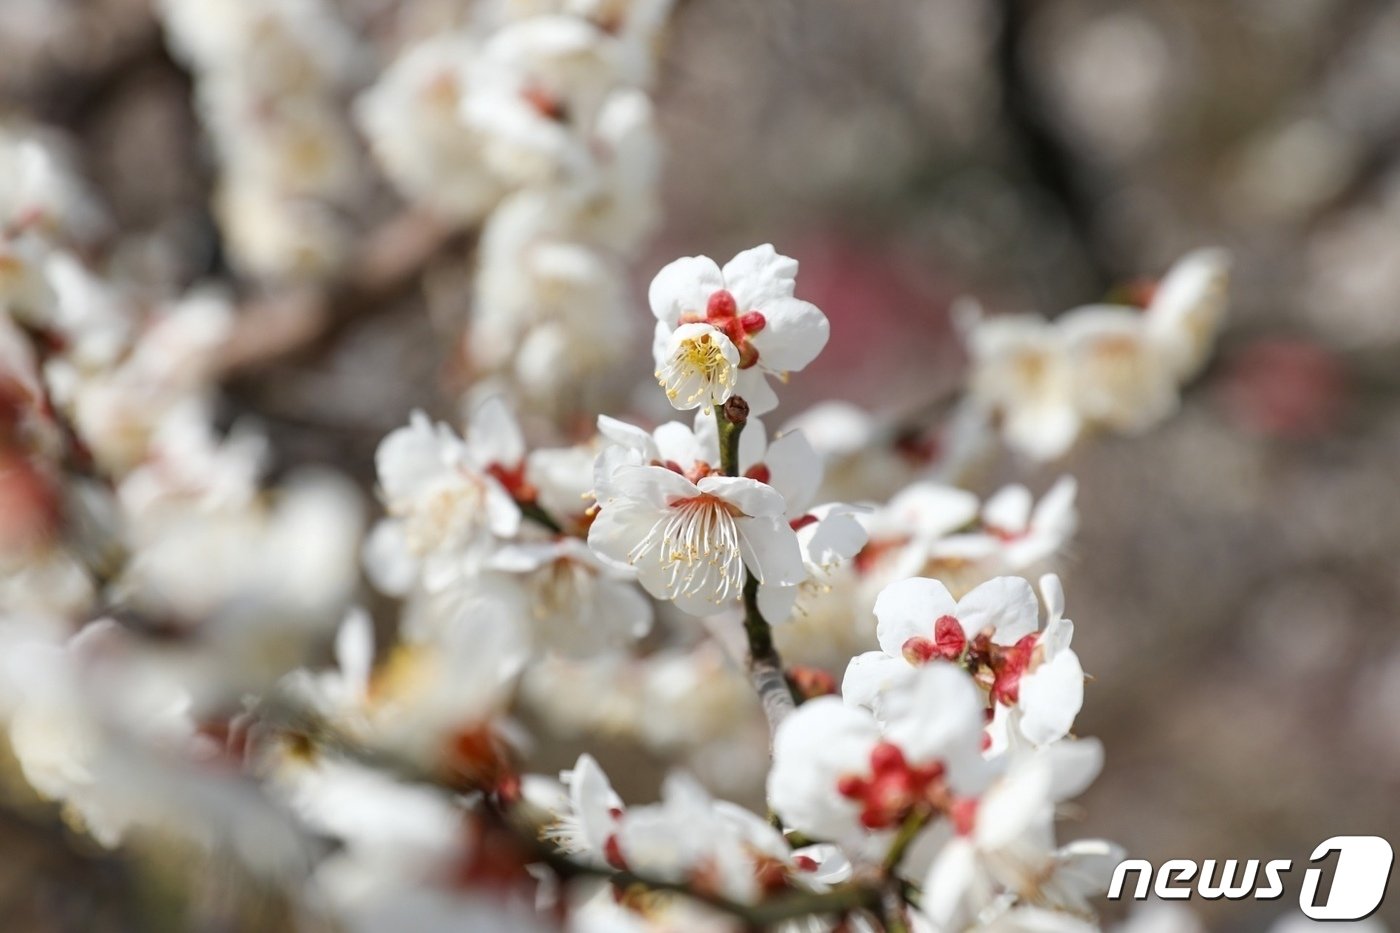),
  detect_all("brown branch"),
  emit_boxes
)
[261,699,883,930]
[717,398,797,737]
[216,207,462,374]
